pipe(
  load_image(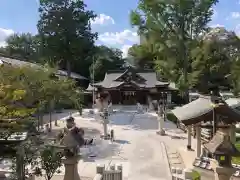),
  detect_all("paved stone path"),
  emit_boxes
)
[37,110,173,180]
